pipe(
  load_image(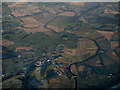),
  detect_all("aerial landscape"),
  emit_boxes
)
[1,2,120,89]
